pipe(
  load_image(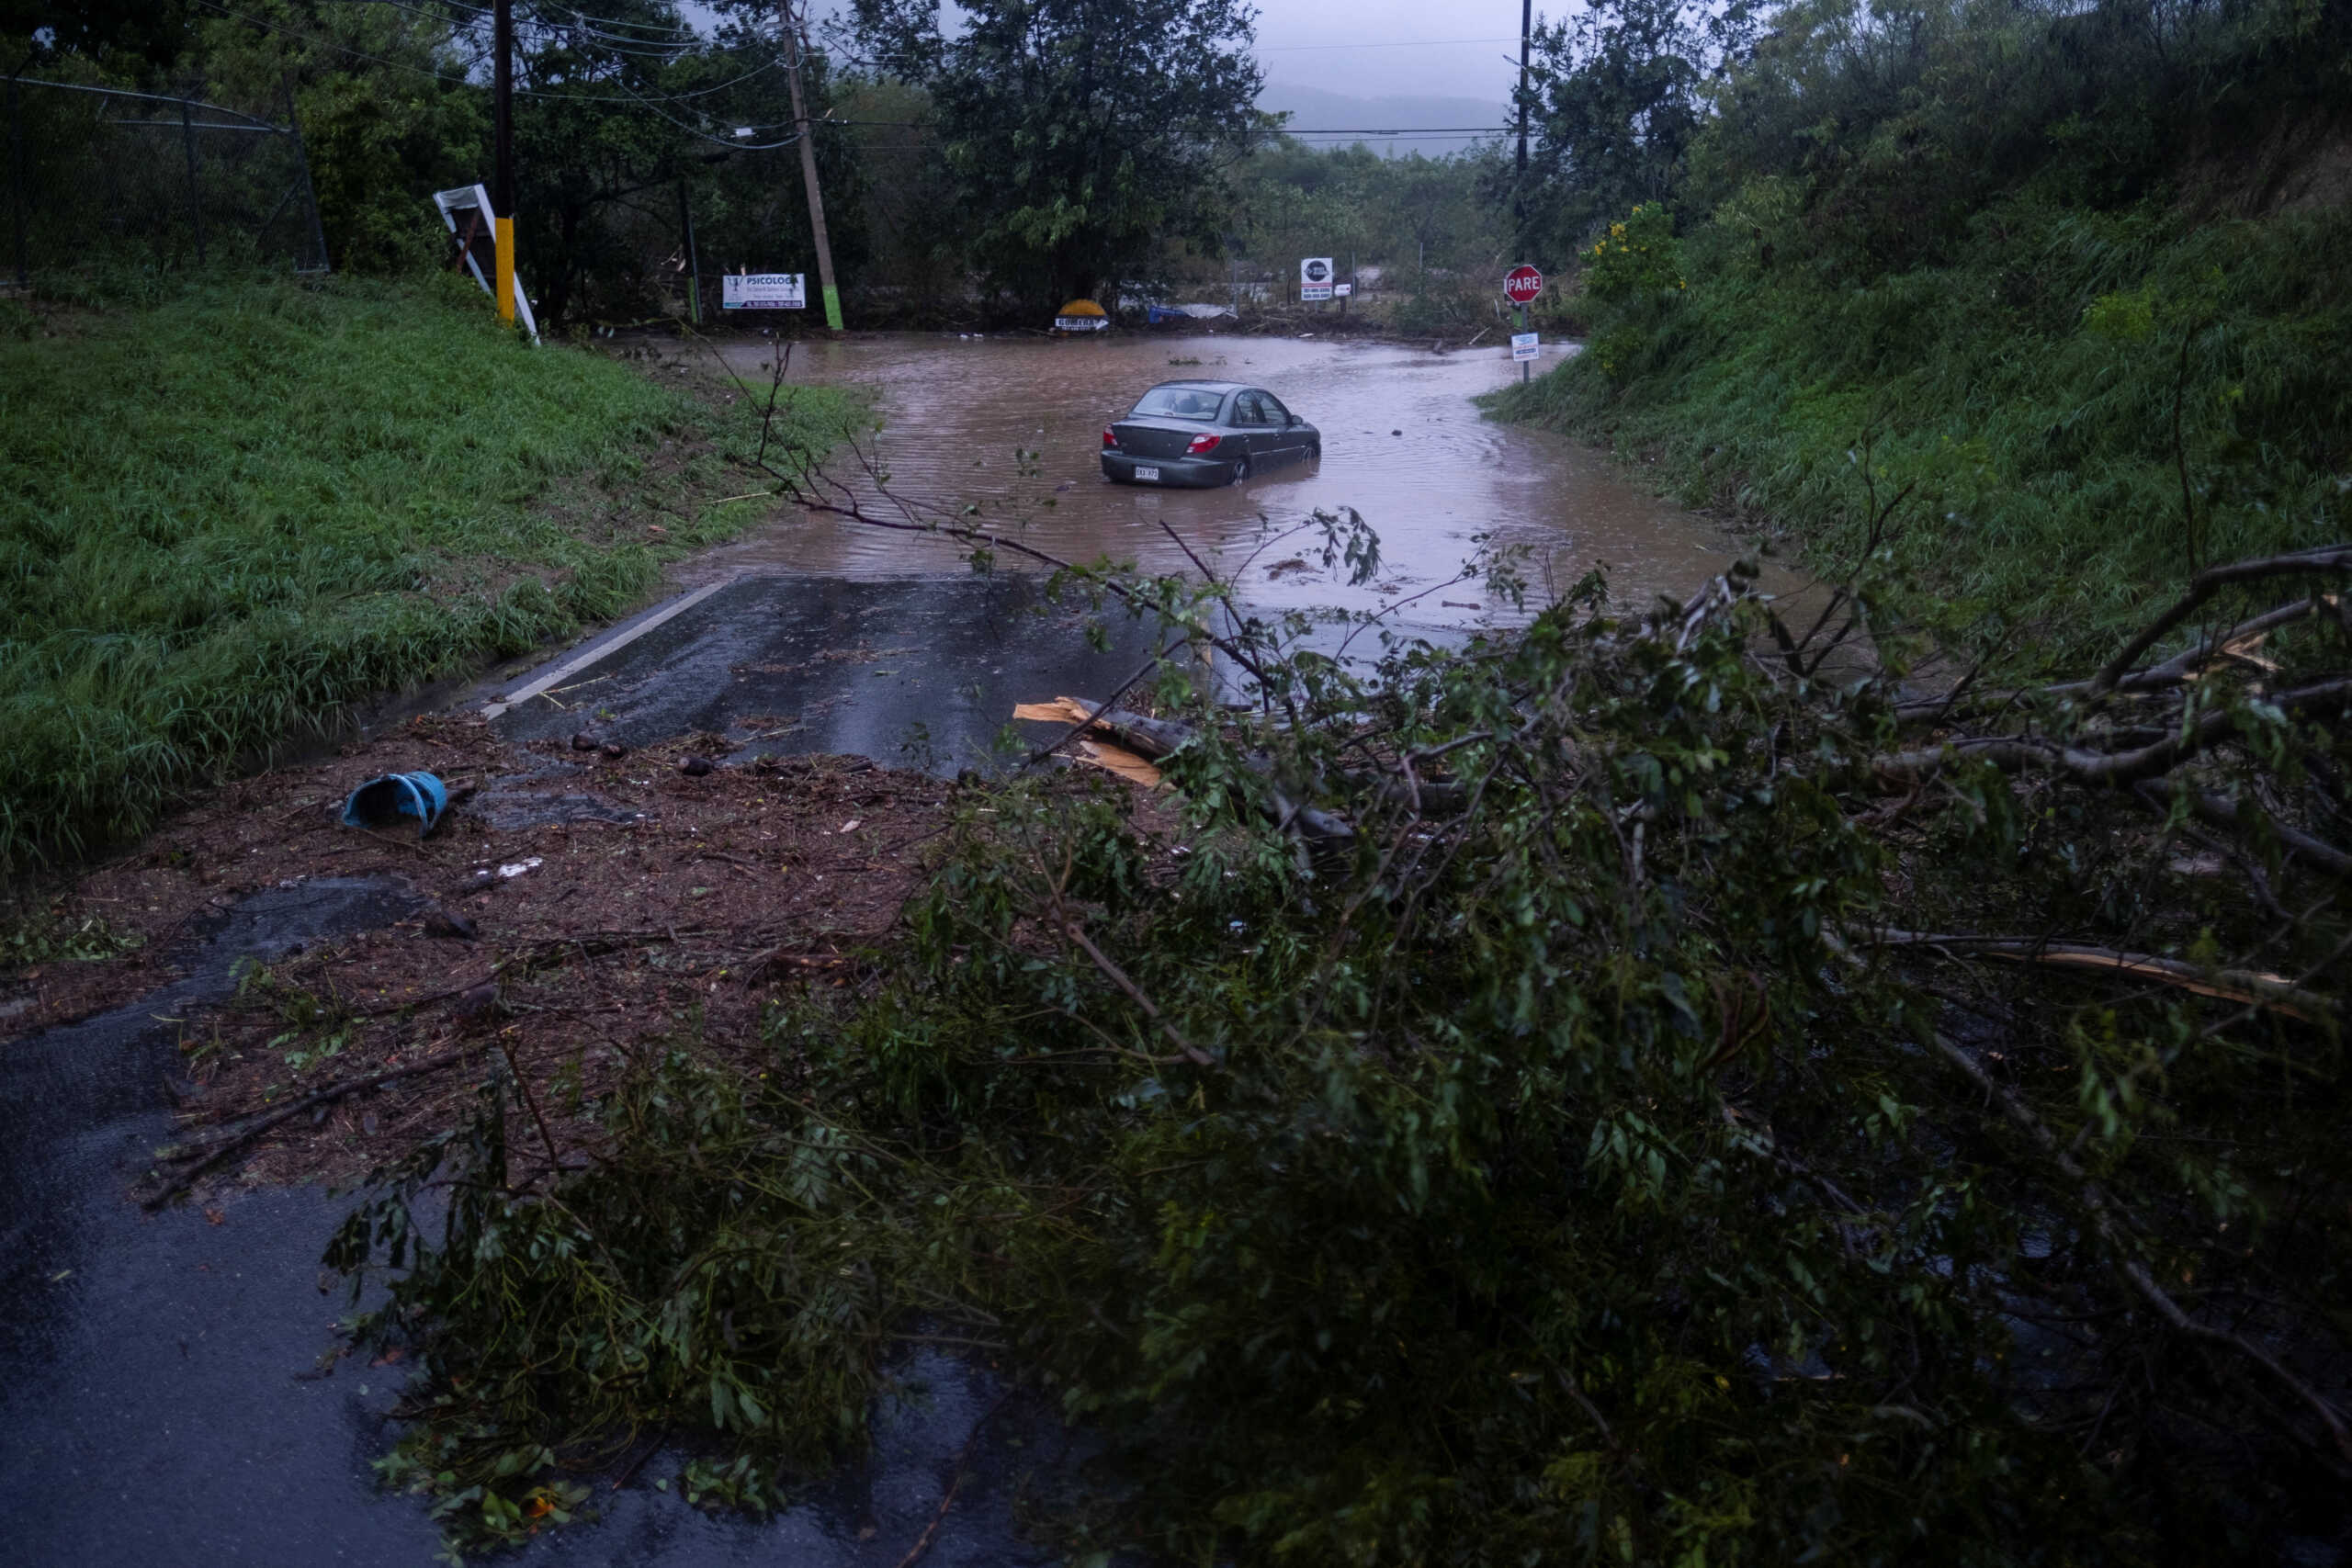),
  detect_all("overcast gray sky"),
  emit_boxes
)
[771,2,1543,107]
[1240,1,1535,102]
